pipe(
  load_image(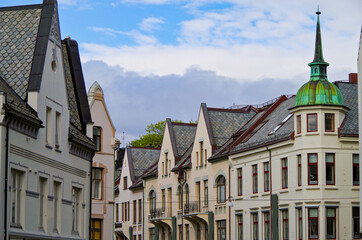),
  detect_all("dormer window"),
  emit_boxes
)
[325,113,334,132]
[307,113,317,132]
